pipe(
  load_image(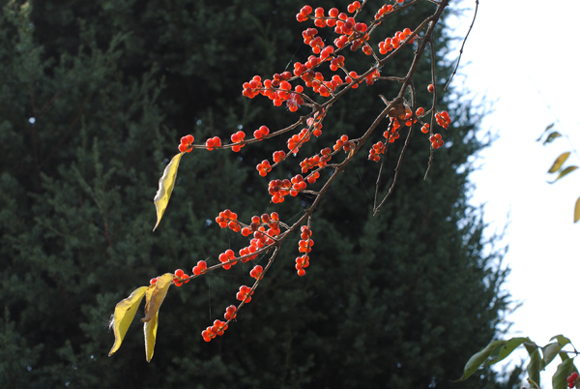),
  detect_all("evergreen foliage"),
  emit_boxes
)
[0,0,516,387]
